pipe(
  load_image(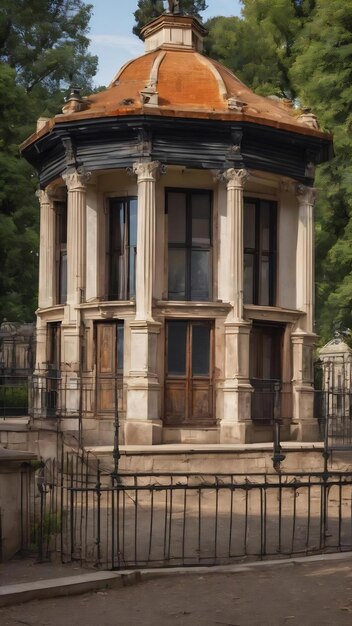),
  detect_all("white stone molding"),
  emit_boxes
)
[36,188,56,309]
[63,170,89,311]
[223,168,249,319]
[63,170,91,192]
[133,161,165,321]
[295,185,318,333]
[132,160,162,181]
